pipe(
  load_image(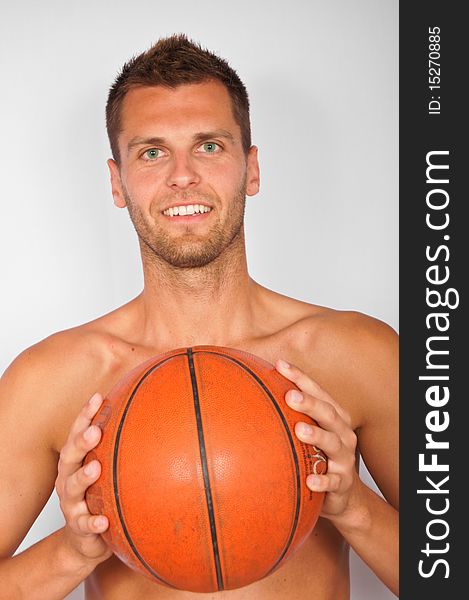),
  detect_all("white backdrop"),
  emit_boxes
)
[0,1,398,598]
